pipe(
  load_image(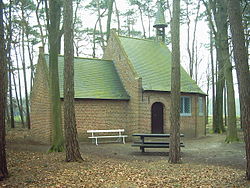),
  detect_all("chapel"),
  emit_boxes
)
[30,4,206,143]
